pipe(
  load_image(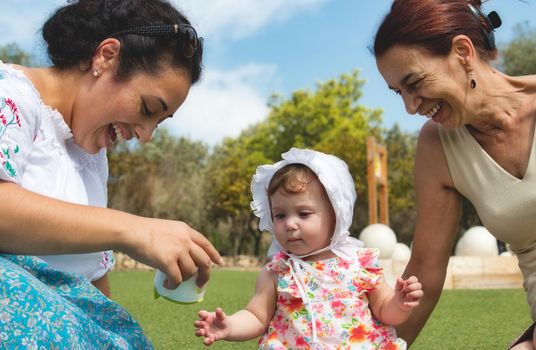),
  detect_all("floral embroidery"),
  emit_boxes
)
[0,97,22,178]
[258,248,406,349]
[100,251,115,269]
